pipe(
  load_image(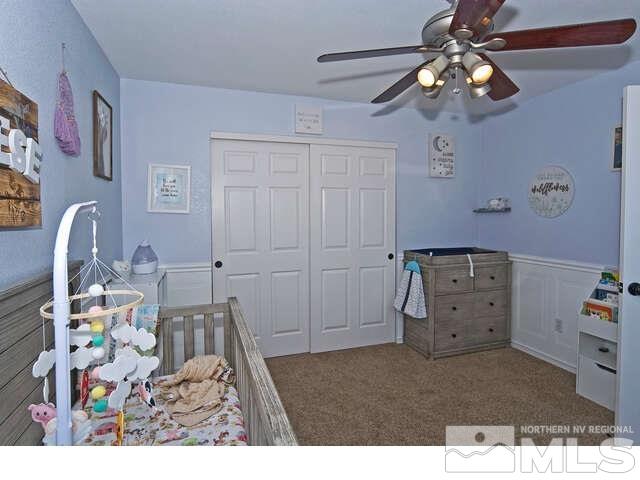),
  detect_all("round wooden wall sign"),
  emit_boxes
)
[528,166,574,218]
